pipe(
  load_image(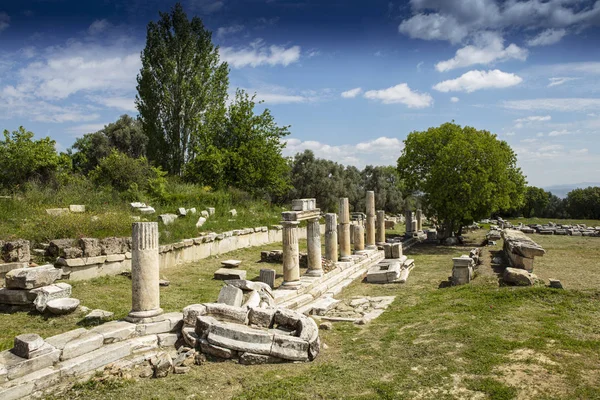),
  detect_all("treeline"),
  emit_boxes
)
[507,185,600,220]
